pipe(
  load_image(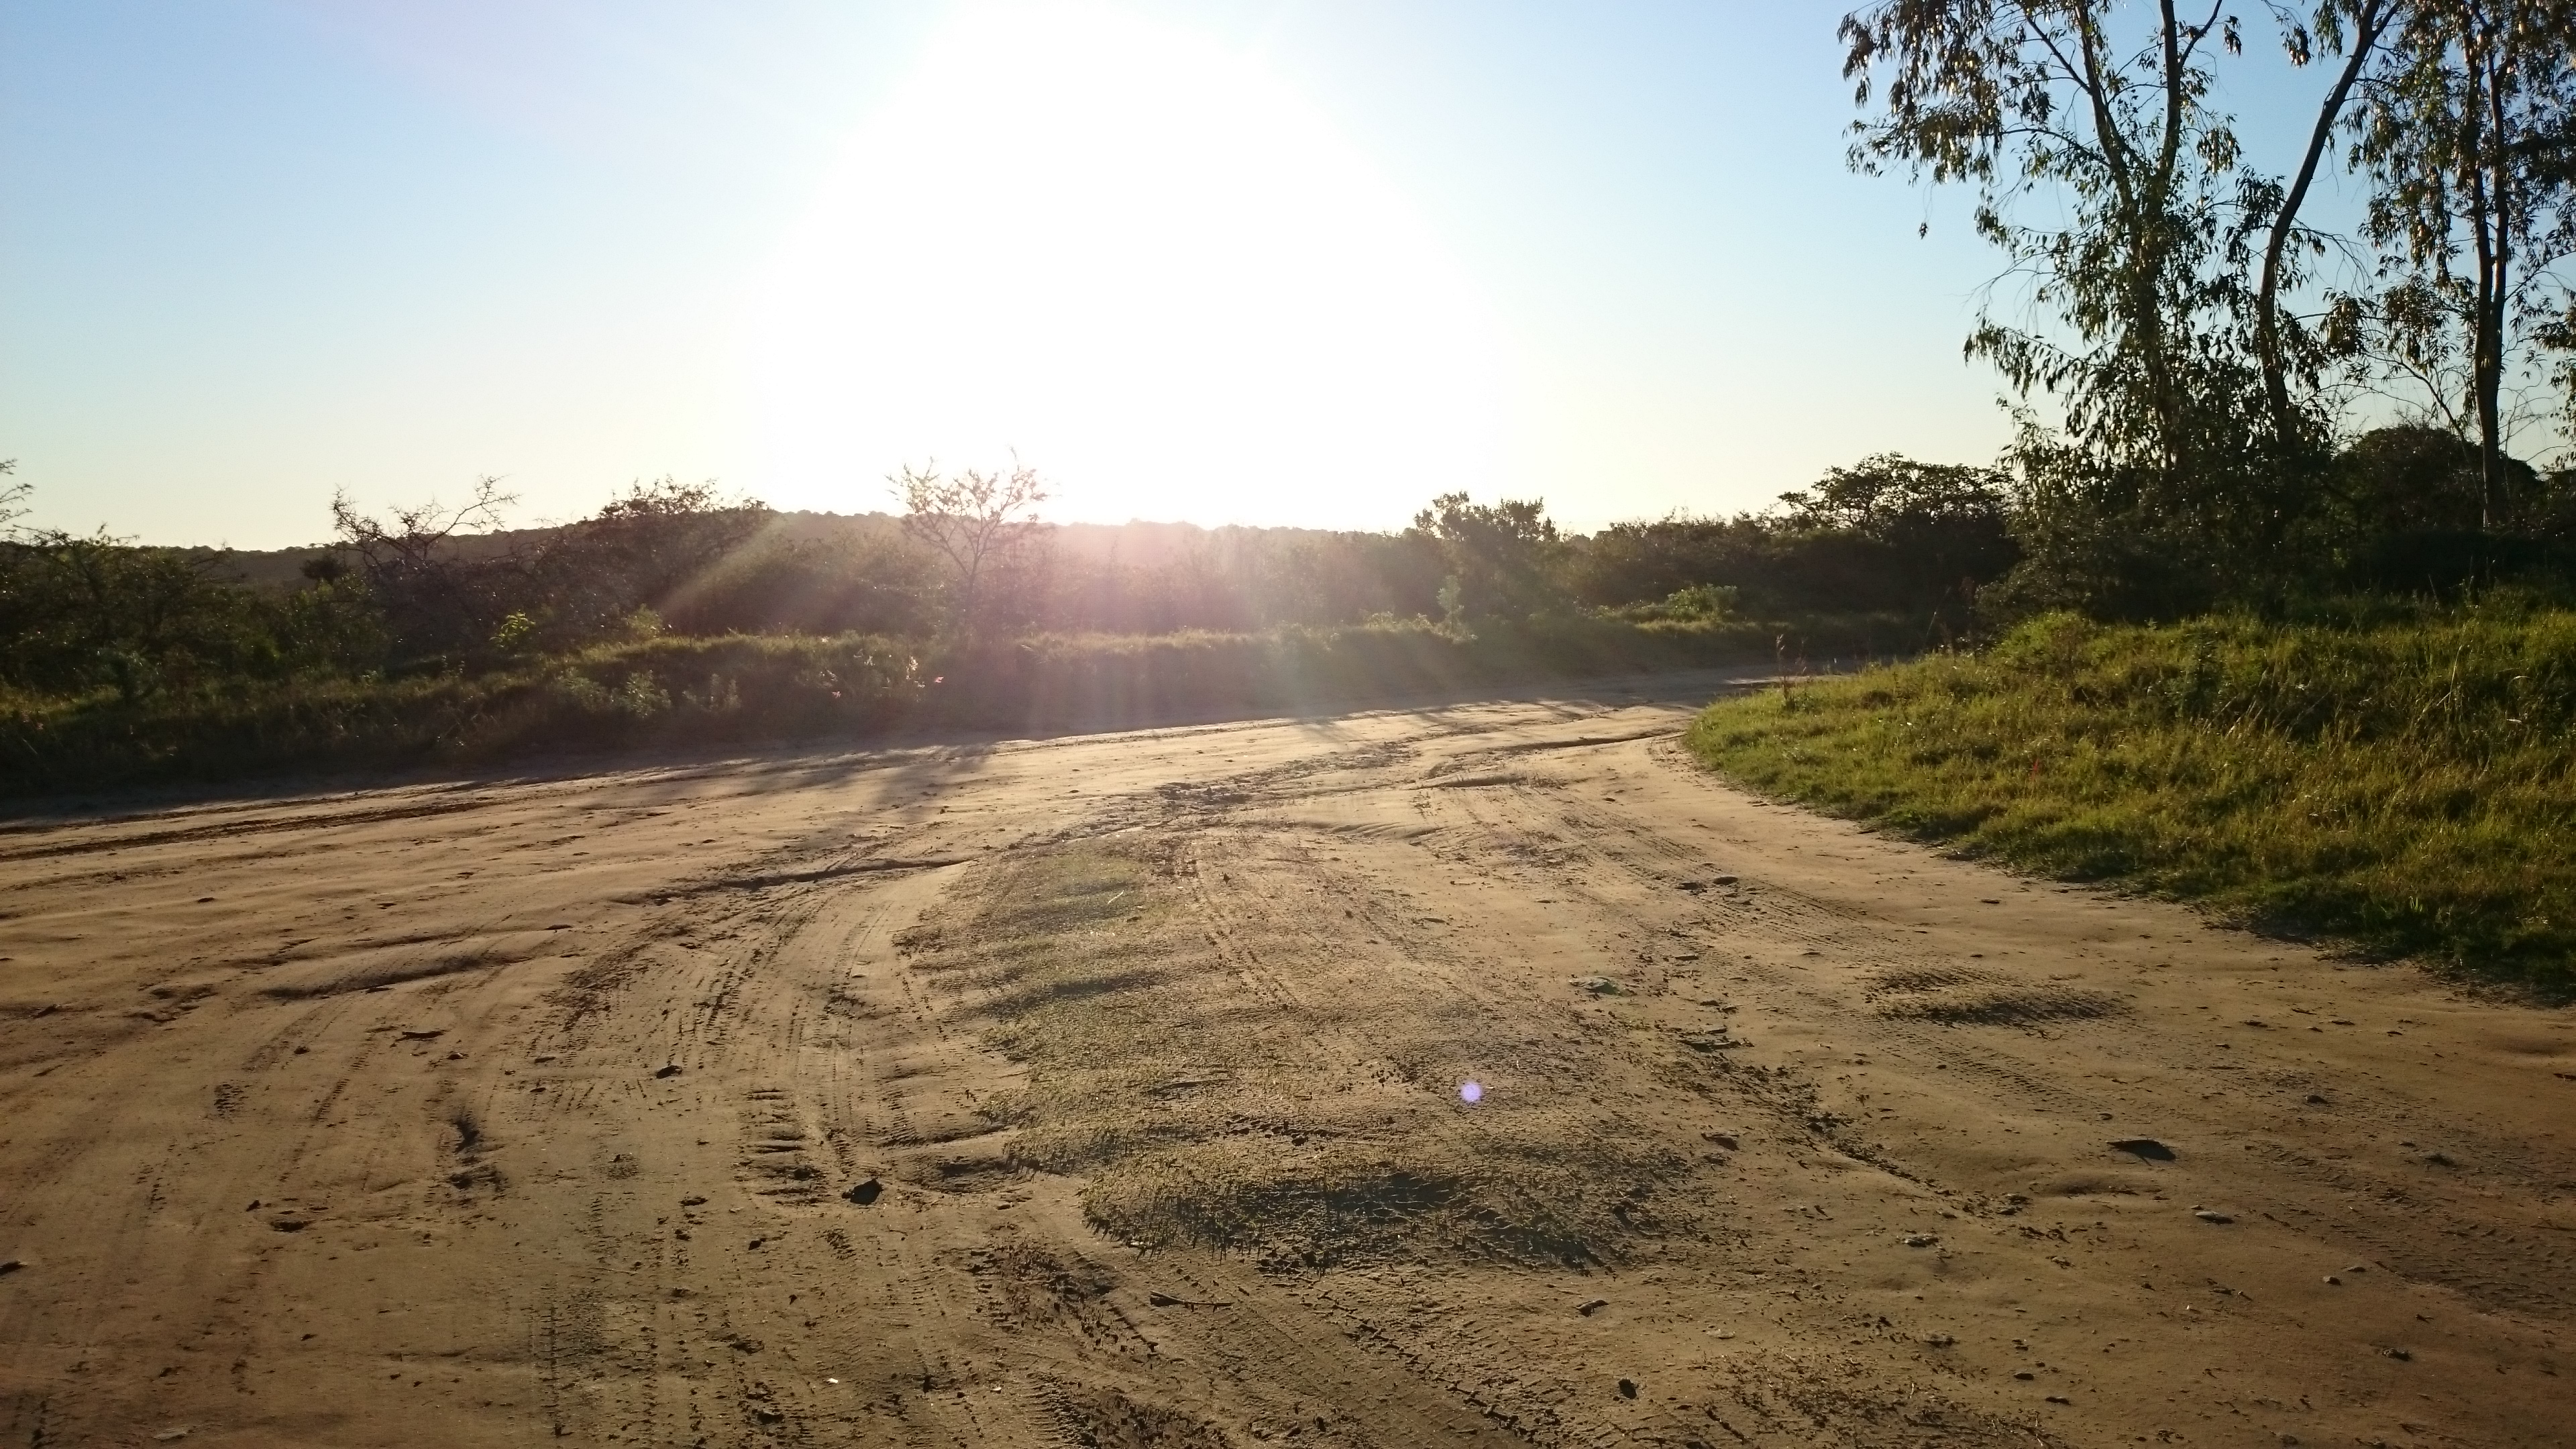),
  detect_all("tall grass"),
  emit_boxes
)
[0,633,918,798]
[1686,602,2576,992]
[3,613,1849,799]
